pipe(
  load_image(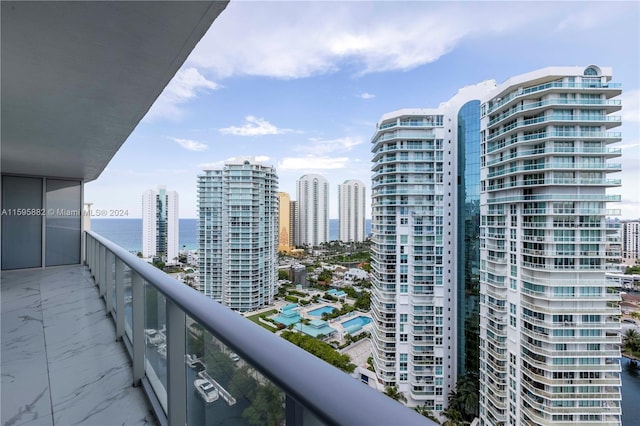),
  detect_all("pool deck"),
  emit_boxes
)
[265,297,372,343]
